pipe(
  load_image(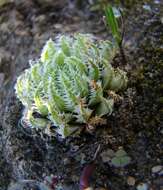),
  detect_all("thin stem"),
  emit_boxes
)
[119,43,127,65]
